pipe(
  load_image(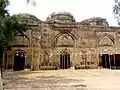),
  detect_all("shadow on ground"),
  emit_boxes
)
[3,70,86,90]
